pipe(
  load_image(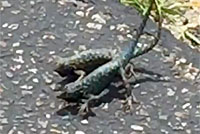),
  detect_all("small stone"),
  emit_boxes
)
[159,115,168,120]
[81,119,88,124]
[76,11,84,17]
[1,118,8,125]
[22,33,29,38]
[75,131,85,134]
[50,102,55,108]
[130,125,144,131]
[28,68,38,74]
[8,126,17,134]
[45,114,51,119]
[174,111,188,118]
[2,1,12,7]
[16,50,24,55]
[78,45,86,51]
[42,74,52,84]
[91,13,106,24]
[32,78,39,83]
[50,129,62,134]
[102,103,108,110]
[110,25,115,30]
[11,10,21,14]
[30,128,37,132]
[30,1,35,5]
[2,23,8,28]
[38,118,48,128]
[12,56,24,63]
[0,41,7,48]
[5,71,13,78]
[20,85,33,90]
[181,88,189,94]
[49,83,56,90]
[138,109,149,116]
[22,90,33,96]
[182,103,191,109]
[8,24,19,30]
[86,22,102,30]
[167,88,175,96]
[179,57,187,63]
[13,42,20,47]
[181,122,187,127]
[36,99,44,107]
[17,131,24,134]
